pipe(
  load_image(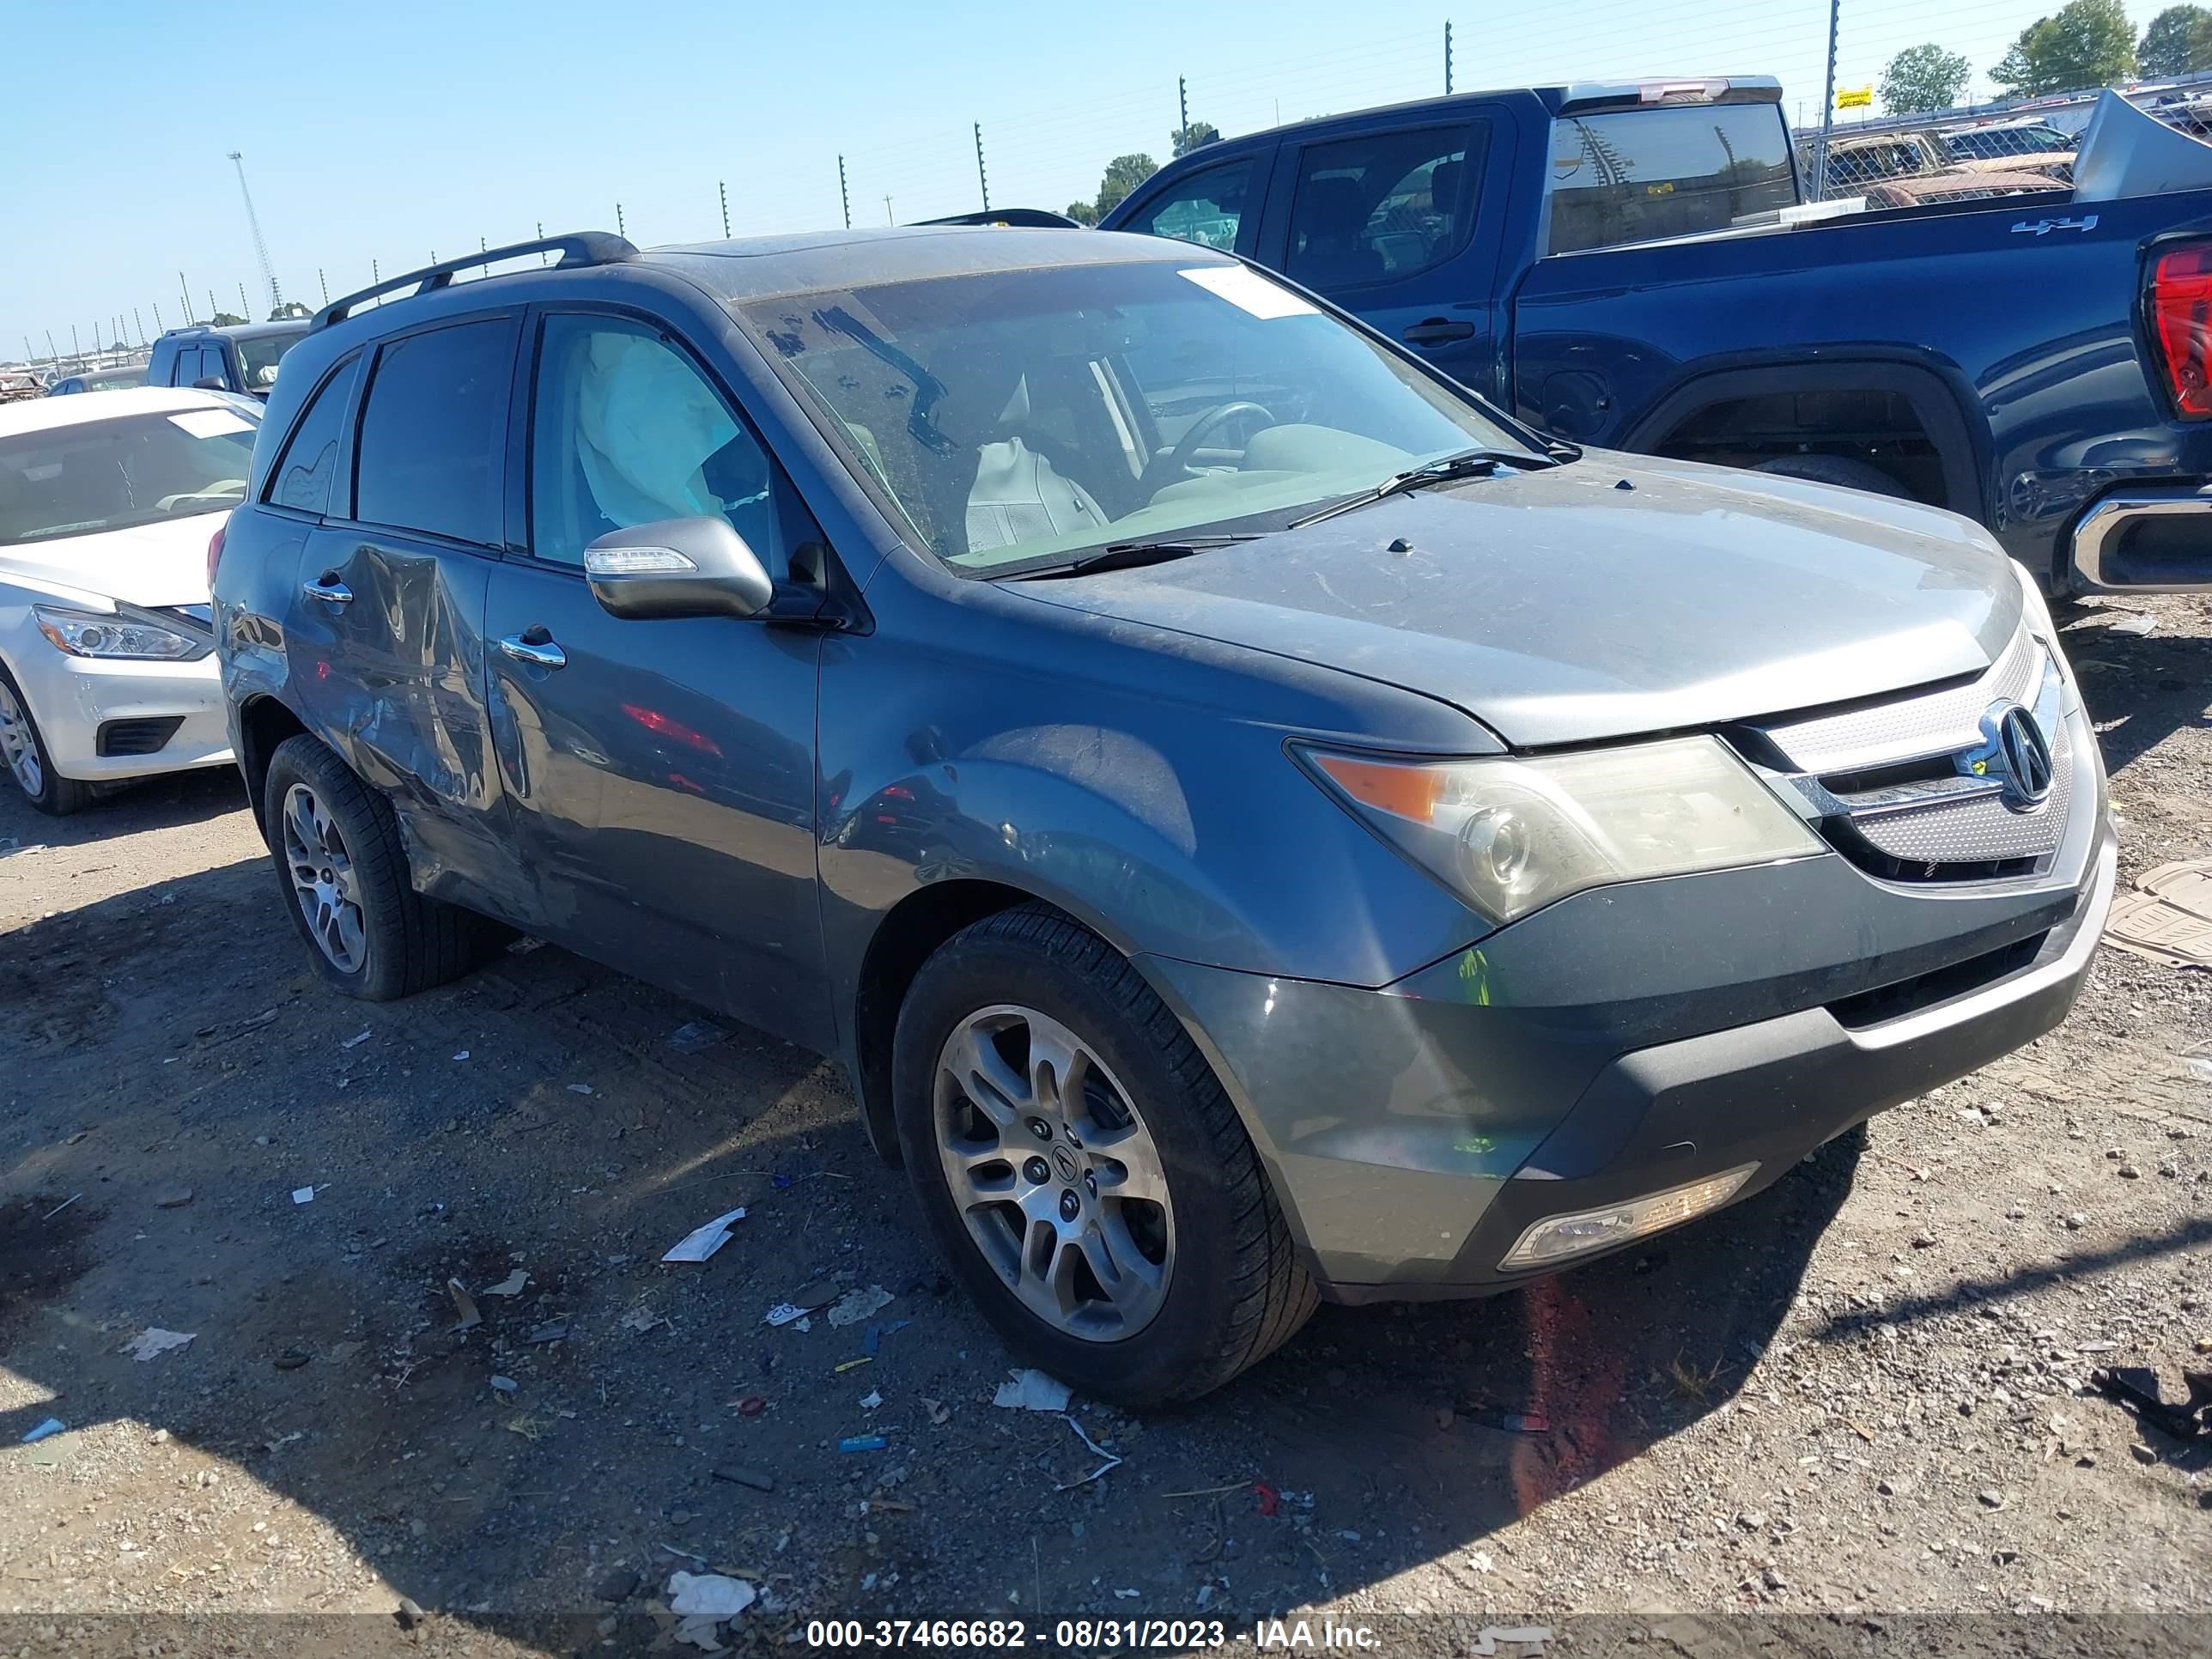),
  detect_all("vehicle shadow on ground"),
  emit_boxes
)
[0,768,249,854]
[2062,604,2212,775]
[8,848,2195,1632]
